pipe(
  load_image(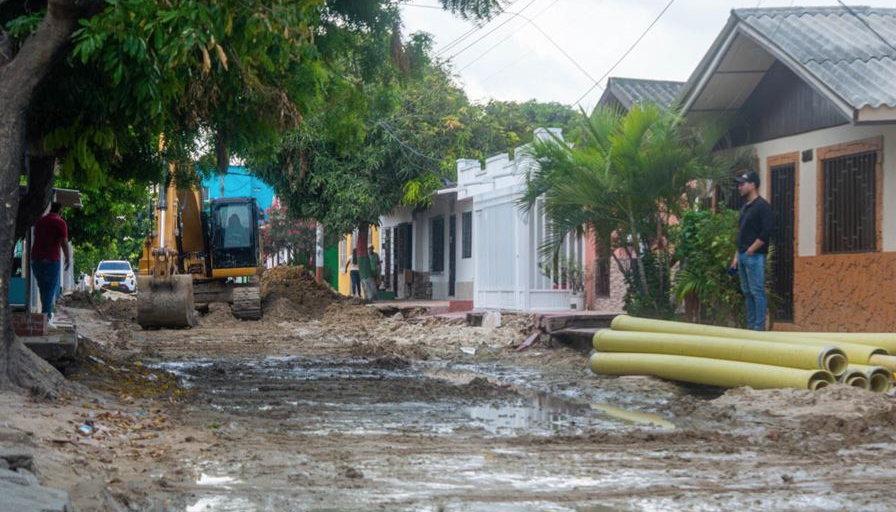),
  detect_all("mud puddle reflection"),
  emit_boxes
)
[155,357,677,511]
[156,356,658,437]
